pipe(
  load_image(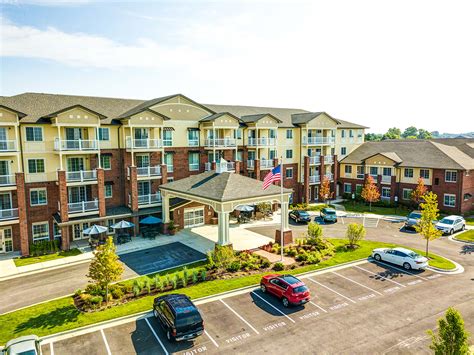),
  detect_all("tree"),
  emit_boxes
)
[87,236,124,304]
[382,127,401,140]
[415,191,442,257]
[319,175,333,203]
[257,202,272,220]
[402,126,418,138]
[365,133,382,141]
[360,175,380,211]
[427,307,470,355]
[346,223,366,248]
[417,129,432,140]
[411,177,428,207]
[307,222,323,240]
